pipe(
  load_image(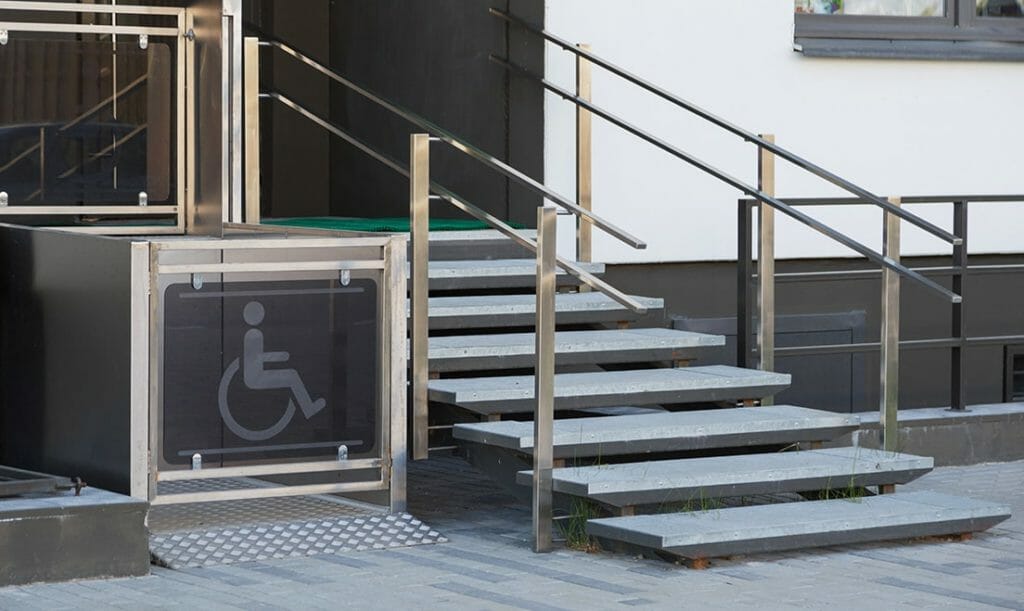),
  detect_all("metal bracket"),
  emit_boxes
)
[191,453,202,470]
[0,30,8,46]
[0,192,7,207]
[184,29,196,42]
[139,192,149,207]
[337,445,349,461]
[139,34,148,50]
[191,274,204,290]
[339,269,351,287]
